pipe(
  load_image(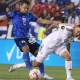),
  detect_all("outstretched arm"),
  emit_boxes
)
[37,18,61,25]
